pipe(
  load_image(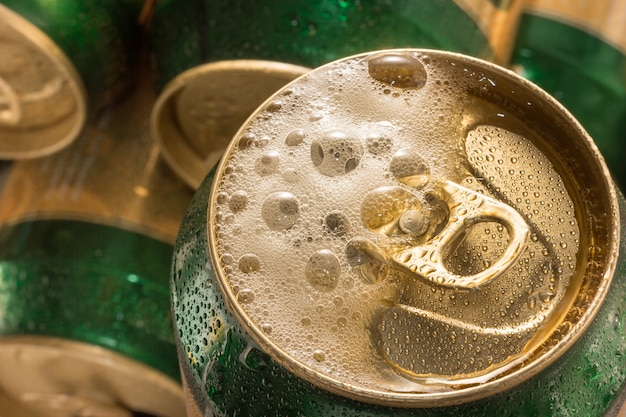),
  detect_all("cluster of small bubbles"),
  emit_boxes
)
[310,130,363,176]
[261,192,300,230]
[305,249,341,291]
[238,254,260,273]
[365,132,393,155]
[282,168,299,183]
[255,150,280,176]
[285,128,306,146]
[390,148,431,188]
